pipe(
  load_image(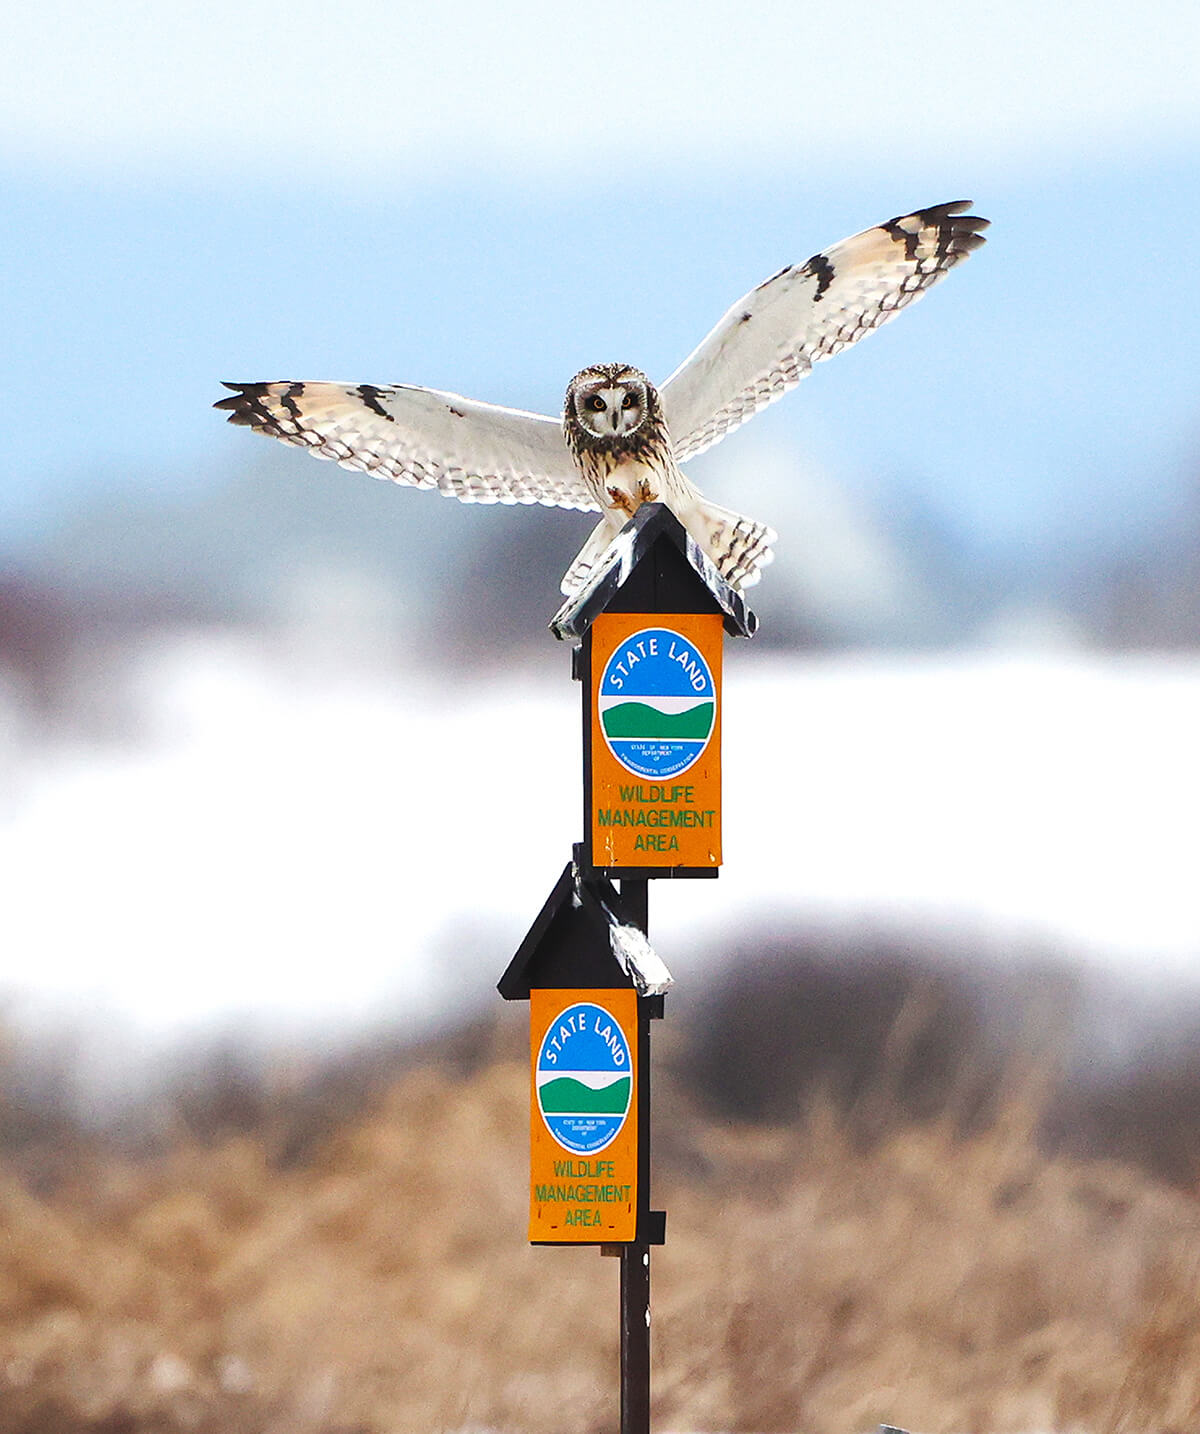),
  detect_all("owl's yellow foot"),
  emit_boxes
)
[605,485,638,517]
